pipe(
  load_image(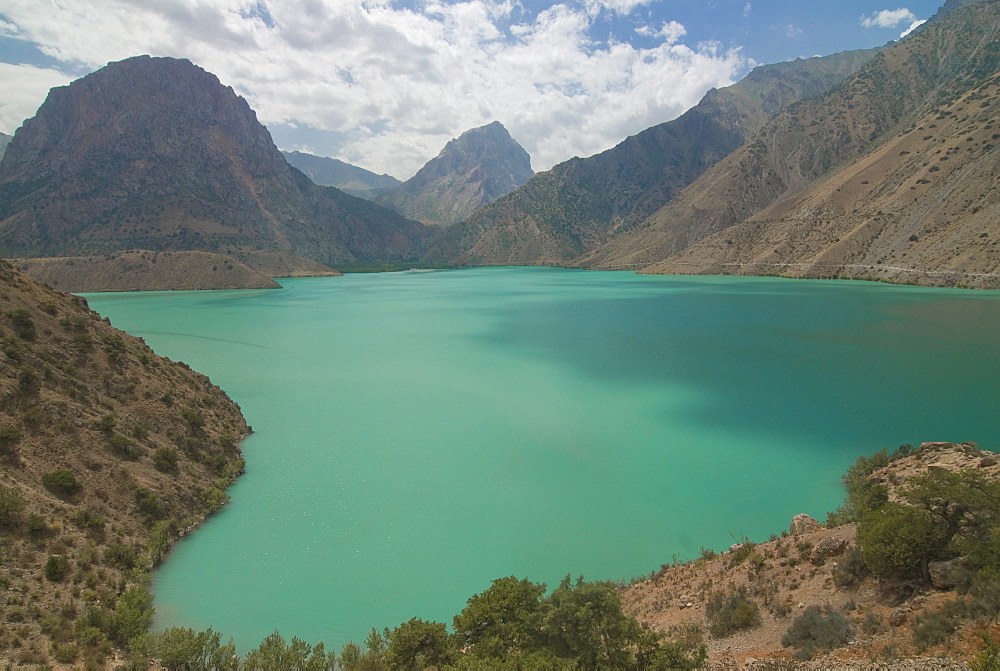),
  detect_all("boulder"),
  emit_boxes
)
[790,513,822,536]
[980,456,998,468]
[810,537,848,565]
[928,557,969,589]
